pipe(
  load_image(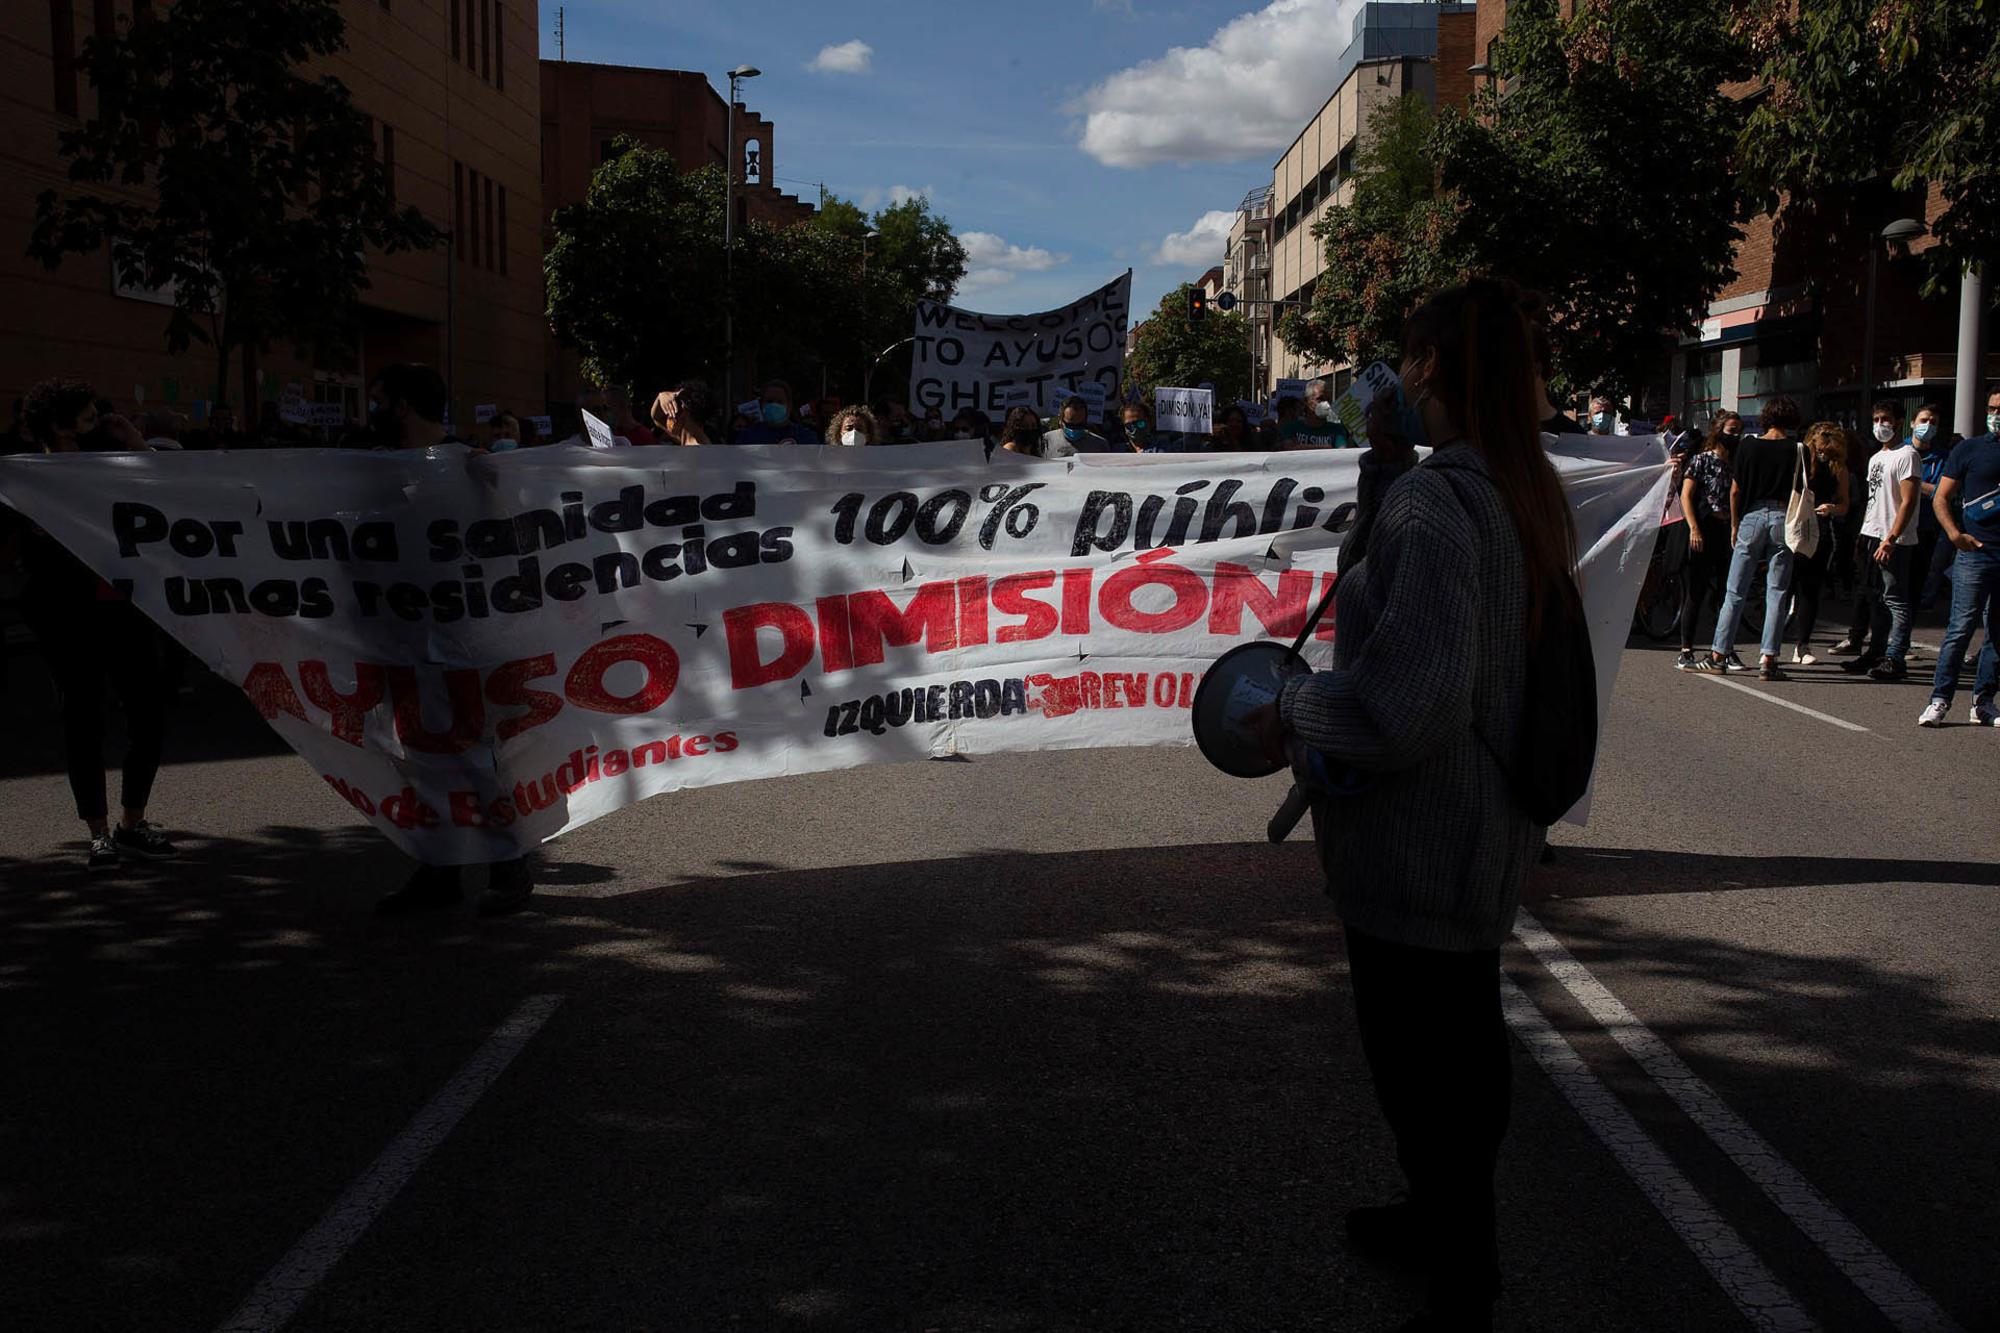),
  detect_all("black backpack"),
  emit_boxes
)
[1432,463,1599,825]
